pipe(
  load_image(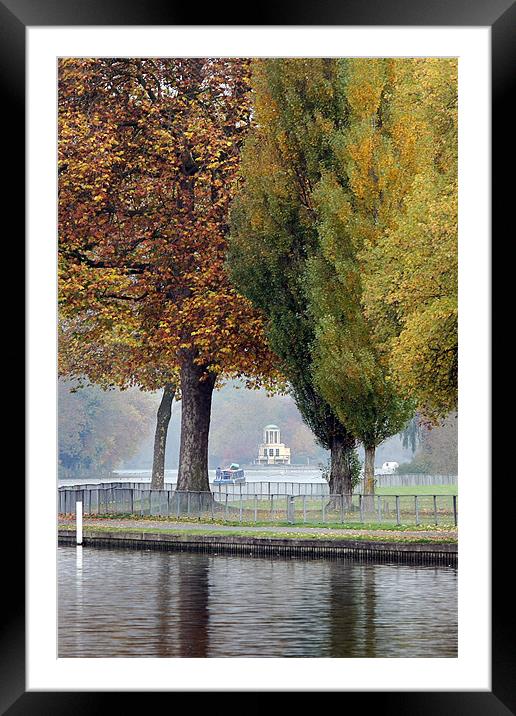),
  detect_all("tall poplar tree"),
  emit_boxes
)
[229,59,357,499]
[360,59,458,419]
[307,59,416,497]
